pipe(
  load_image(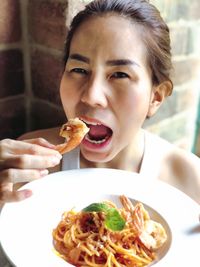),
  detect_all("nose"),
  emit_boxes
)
[81,74,108,108]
